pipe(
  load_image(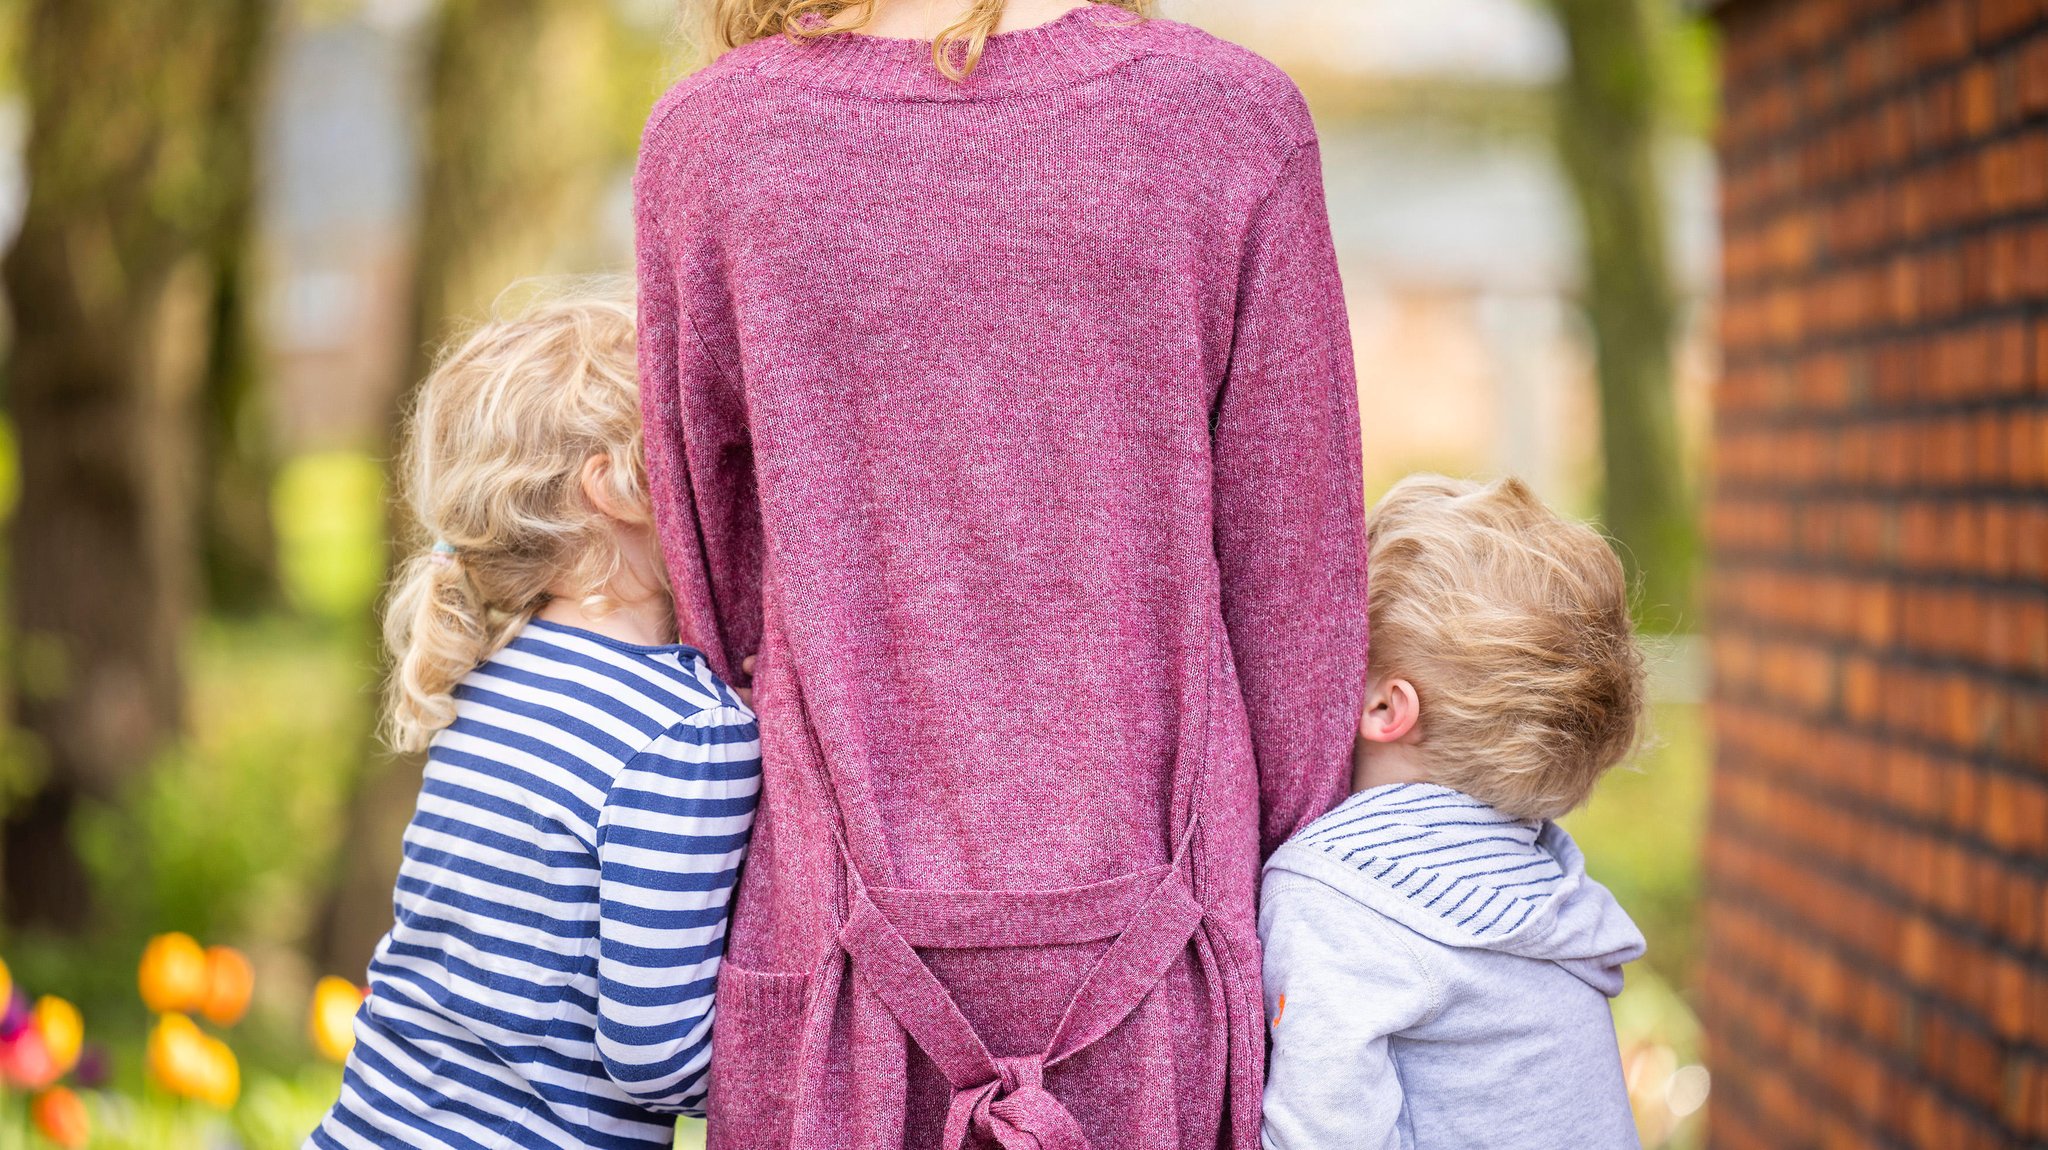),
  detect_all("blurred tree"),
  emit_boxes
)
[1549,0,1698,626]
[403,0,621,387]
[2,0,276,932]
[315,0,621,975]
[198,7,284,619]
